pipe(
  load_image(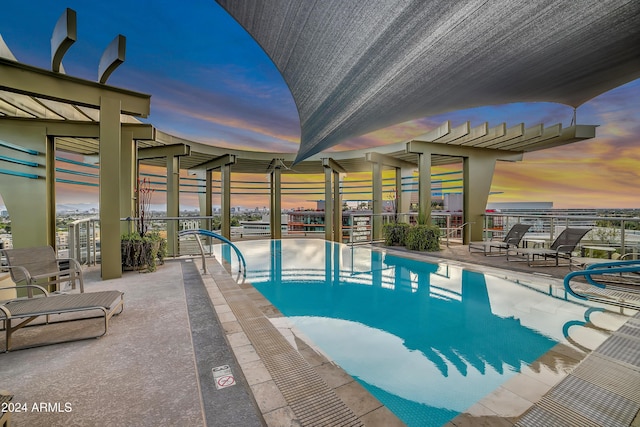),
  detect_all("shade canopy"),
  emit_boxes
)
[216,0,640,162]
